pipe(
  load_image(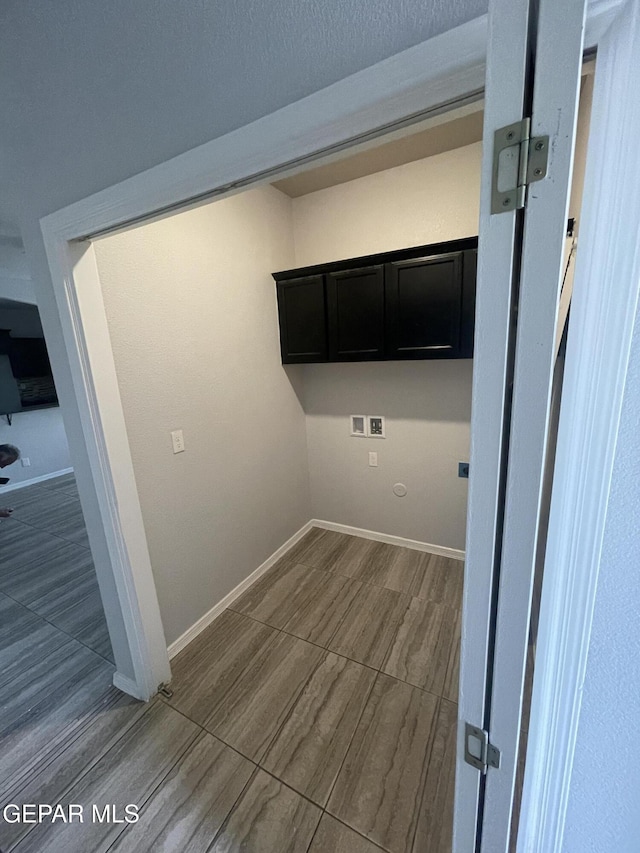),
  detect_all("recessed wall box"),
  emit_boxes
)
[350,415,366,437]
[367,416,385,438]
